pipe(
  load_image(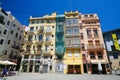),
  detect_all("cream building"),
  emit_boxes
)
[0,7,24,67]
[20,13,56,73]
